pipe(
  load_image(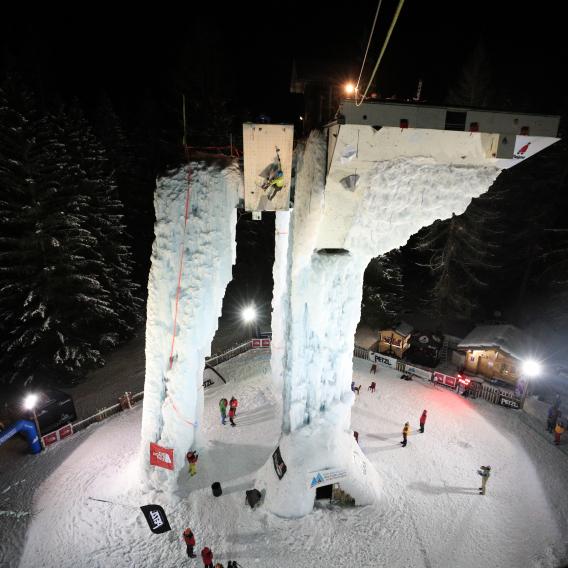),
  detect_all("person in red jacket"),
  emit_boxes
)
[201,546,214,568]
[229,396,238,416]
[419,410,428,433]
[186,450,199,476]
[228,406,236,427]
[183,528,196,558]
